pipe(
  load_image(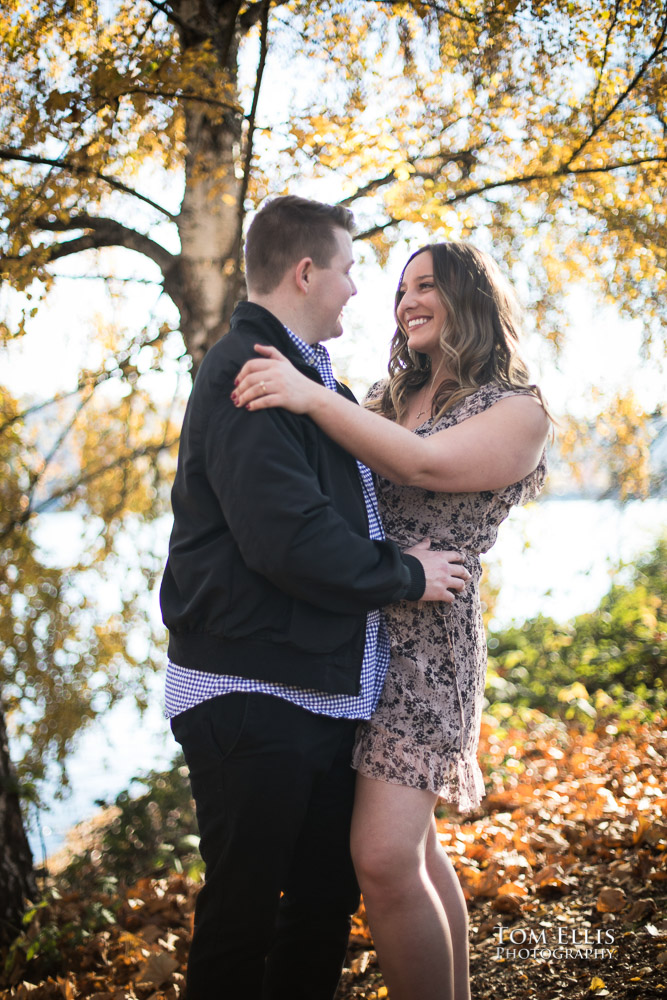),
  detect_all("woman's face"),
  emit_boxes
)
[395,251,447,359]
